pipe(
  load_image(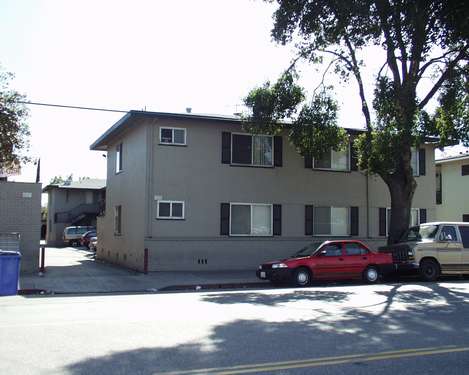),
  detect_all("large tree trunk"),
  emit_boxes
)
[385,171,417,245]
